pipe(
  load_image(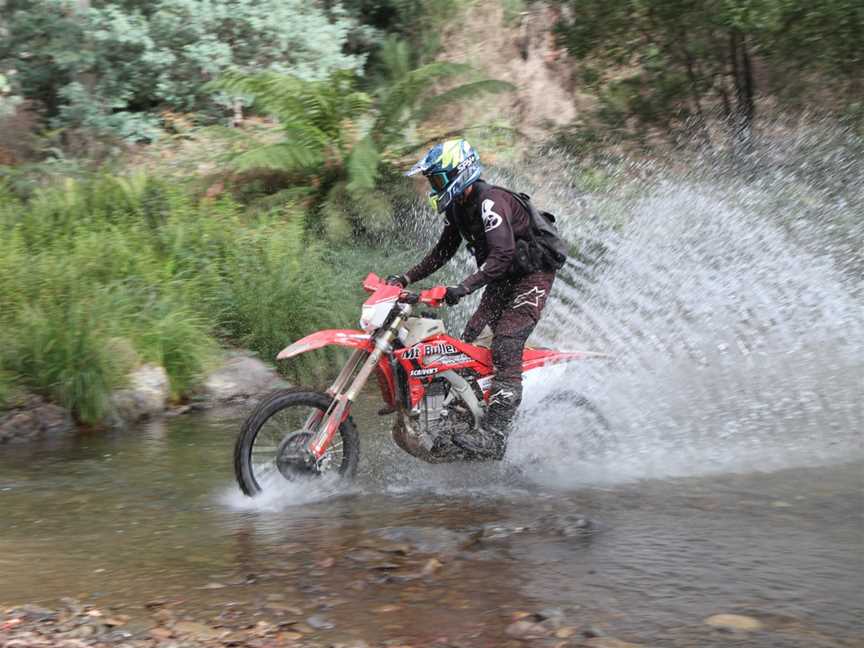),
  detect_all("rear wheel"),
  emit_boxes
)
[519,389,613,457]
[233,389,360,496]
